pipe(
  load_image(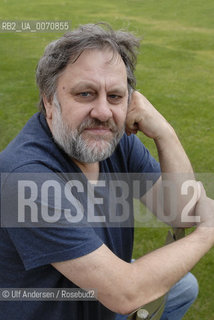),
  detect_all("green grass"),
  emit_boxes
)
[0,0,214,319]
